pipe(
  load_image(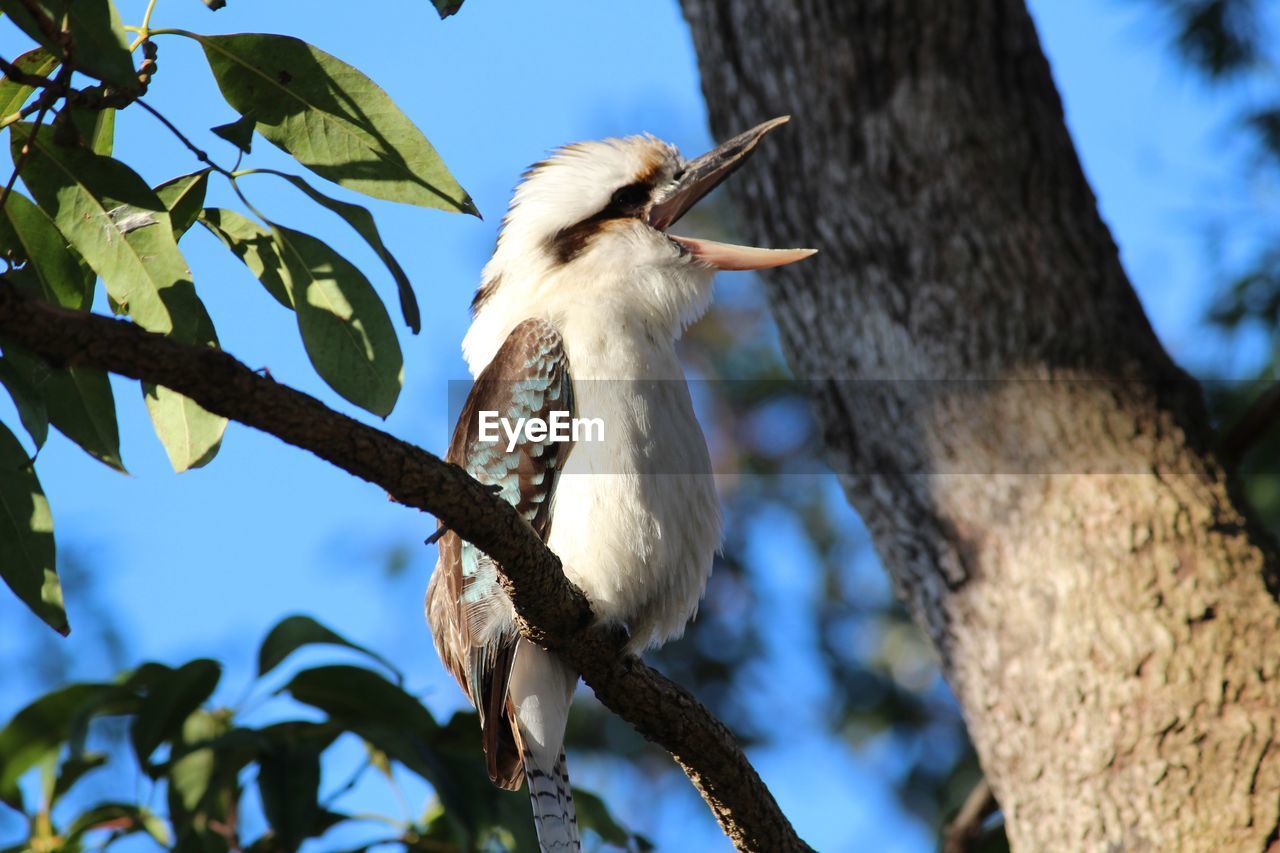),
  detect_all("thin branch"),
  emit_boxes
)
[134,98,233,177]
[1,40,158,132]
[0,281,811,853]
[0,54,54,88]
[942,777,998,853]
[132,97,267,223]
[0,63,65,209]
[0,83,59,129]
[130,0,161,50]
[1220,379,1280,468]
